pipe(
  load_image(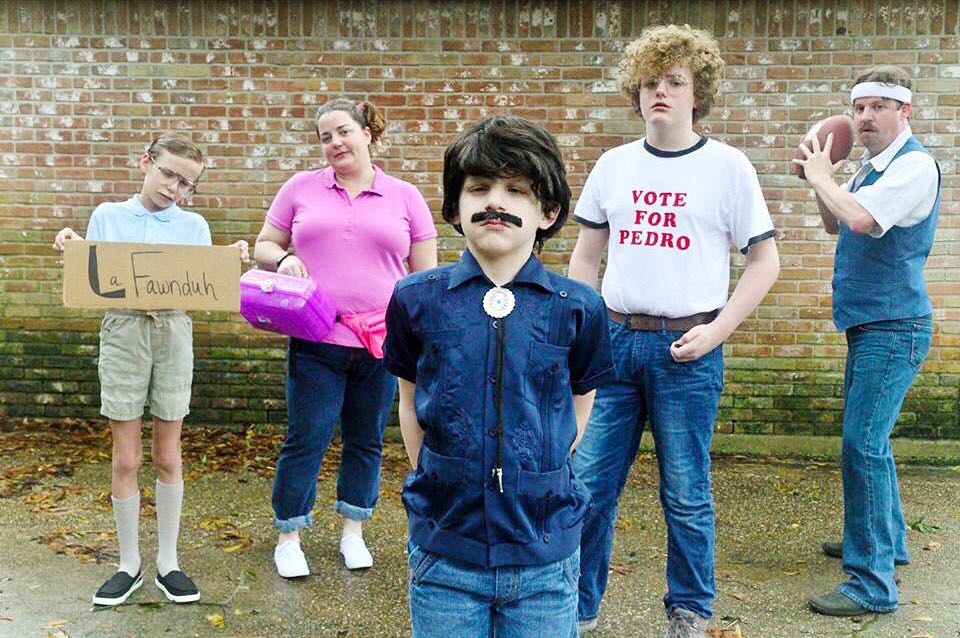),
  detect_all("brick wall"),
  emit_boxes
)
[1,0,957,437]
